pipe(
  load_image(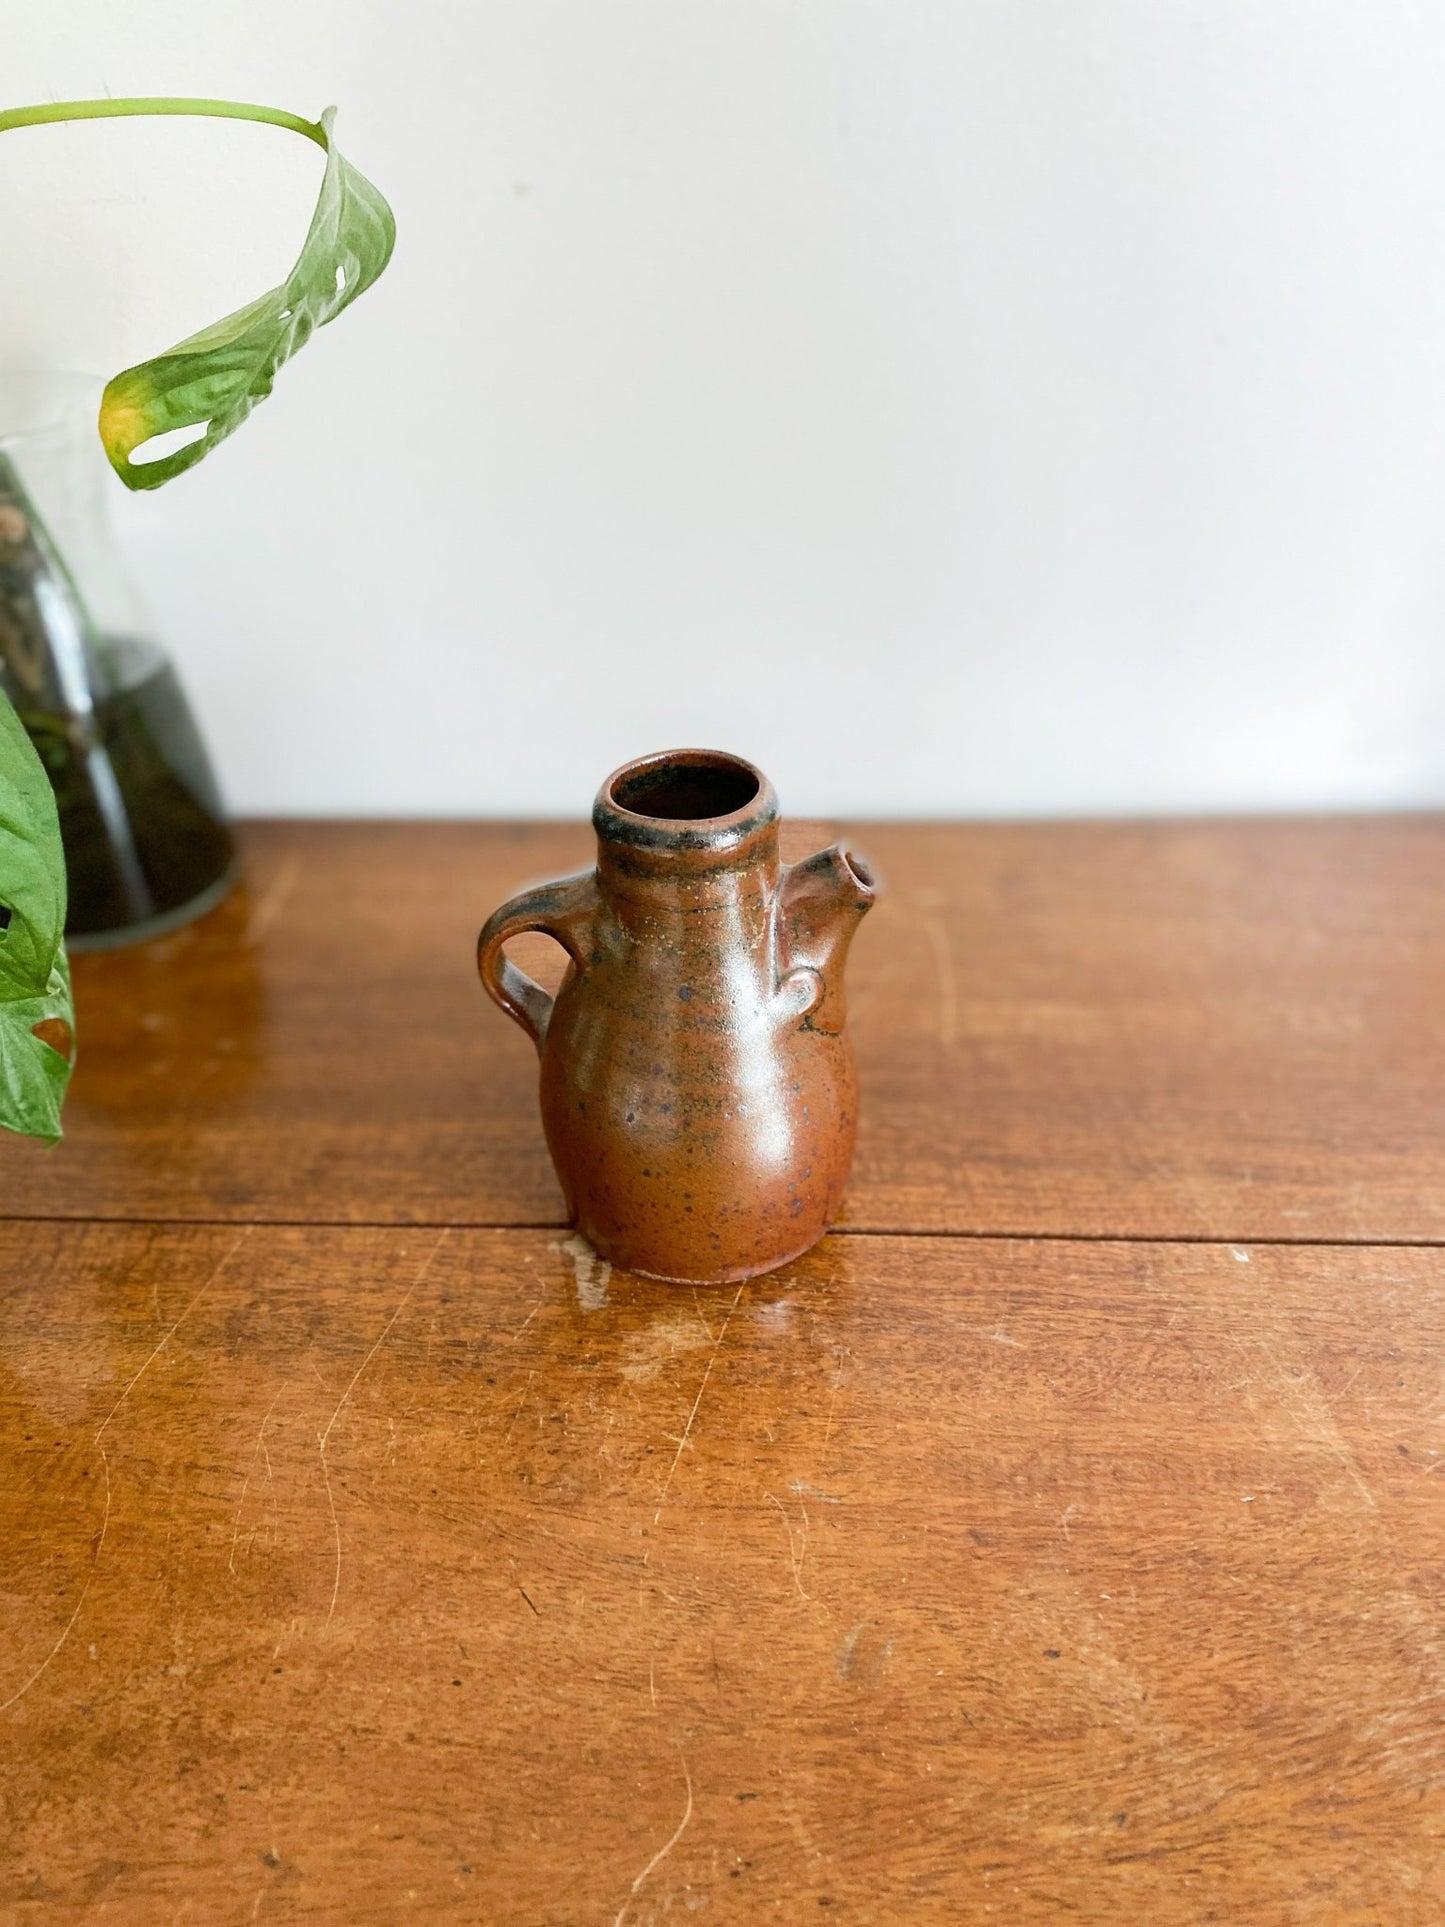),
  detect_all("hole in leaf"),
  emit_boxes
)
[128,421,210,467]
[31,1017,73,1062]
[335,264,347,292]
[0,902,10,933]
